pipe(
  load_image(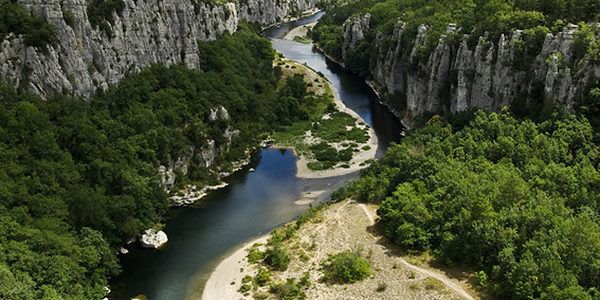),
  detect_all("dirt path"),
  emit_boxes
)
[358,203,475,300]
